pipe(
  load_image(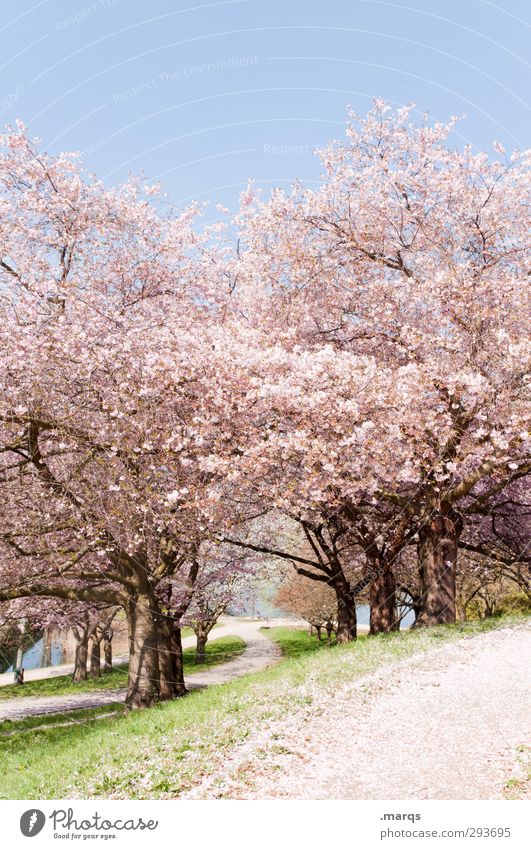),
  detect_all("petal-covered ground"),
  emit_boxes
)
[184,624,531,800]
